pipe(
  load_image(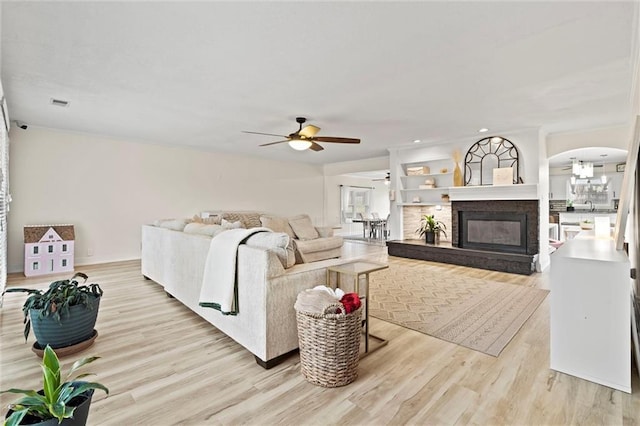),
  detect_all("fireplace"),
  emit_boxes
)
[389,199,539,275]
[452,200,539,256]
[460,211,527,254]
